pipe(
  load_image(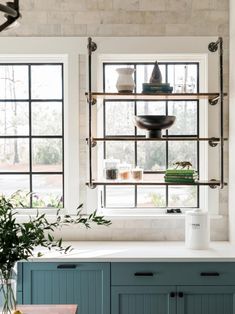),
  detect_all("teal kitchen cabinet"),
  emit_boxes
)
[111,285,235,314]
[18,262,235,314]
[111,263,235,314]
[18,262,110,314]
[177,286,235,314]
[112,286,176,314]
